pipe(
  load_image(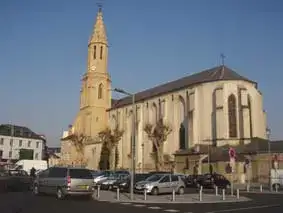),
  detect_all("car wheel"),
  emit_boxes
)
[178,187,185,195]
[151,187,159,195]
[56,188,65,200]
[33,185,40,196]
